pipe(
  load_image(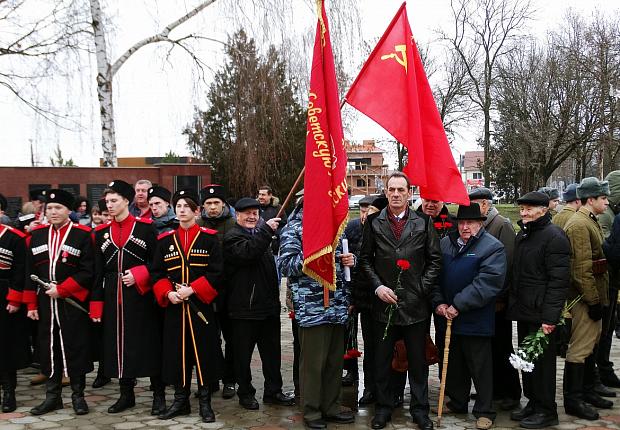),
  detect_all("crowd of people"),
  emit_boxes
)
[1,171,620,430]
